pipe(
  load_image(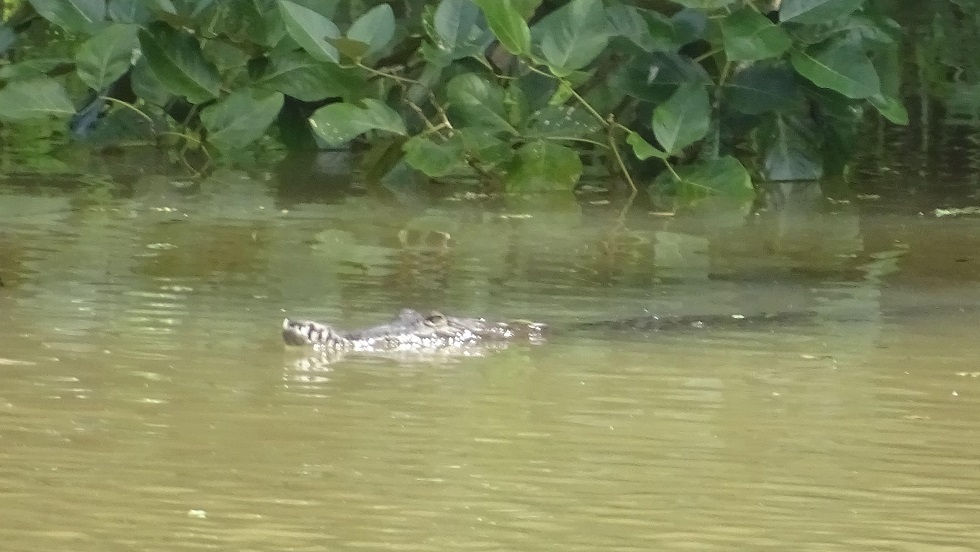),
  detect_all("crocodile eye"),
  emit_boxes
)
[425,312,447,326]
